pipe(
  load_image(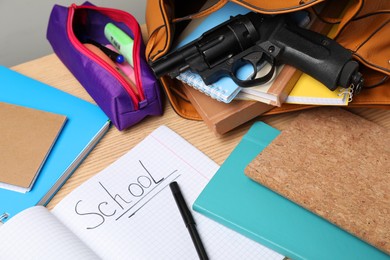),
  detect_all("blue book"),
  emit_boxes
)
[175,2,250,48]
[0,66,110,222]
[193,122,388,260]
[175,2,252,103]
